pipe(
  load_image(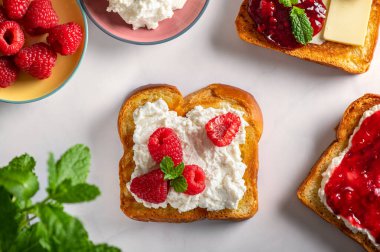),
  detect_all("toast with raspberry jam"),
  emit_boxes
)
[236,0,380,74]
[118,84,263,222]
[298,94,380,252]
